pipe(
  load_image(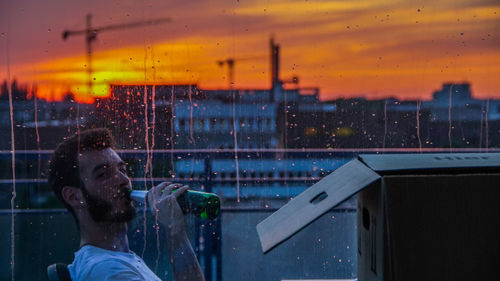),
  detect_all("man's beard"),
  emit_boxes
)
[81,185,136,223]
